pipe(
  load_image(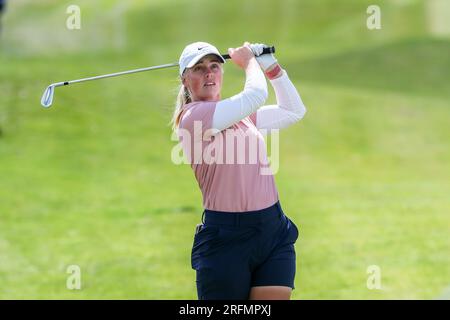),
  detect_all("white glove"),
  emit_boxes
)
[249,43,278,71]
